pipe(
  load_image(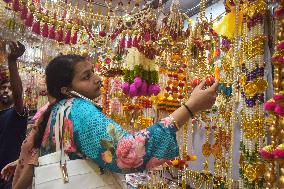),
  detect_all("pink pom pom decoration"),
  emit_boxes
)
[136,88,142,96]
[275,104,284,116]
[277,41,284,50]
[264,101,277,111]
[273,94,284,102]
[273,148,284,158]
[133,76,142,88]
[273,144,284,158]
[141,81,148,96]
[129,83,137,97]
[122,82,130,95]
[260,145,274,159]
[147,84,154,96]
[272,55,284,64]
[151,84,161,95]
